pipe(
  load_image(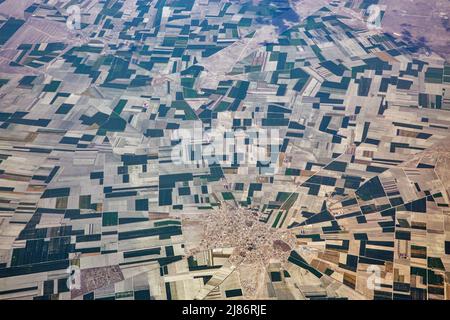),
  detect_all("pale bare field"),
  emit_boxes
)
[380,0,450,59]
